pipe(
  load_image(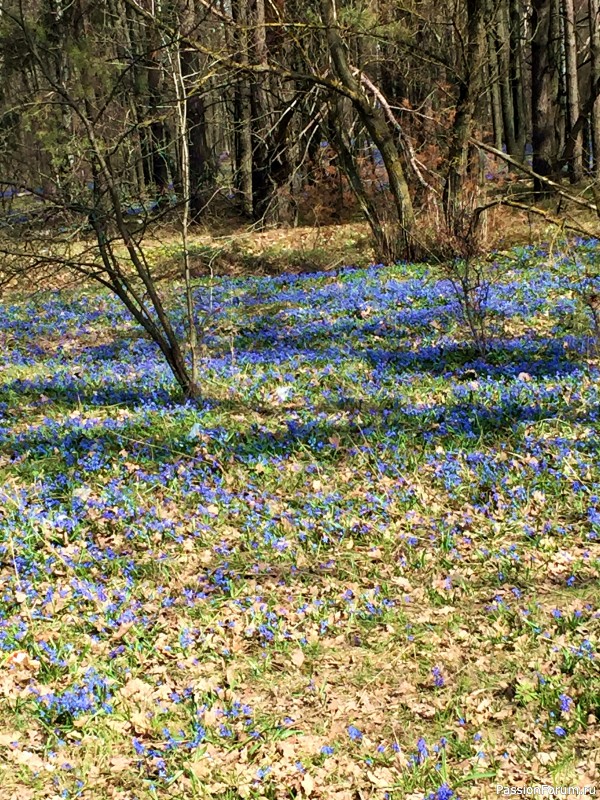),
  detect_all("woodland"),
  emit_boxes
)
[0,2,599,799]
